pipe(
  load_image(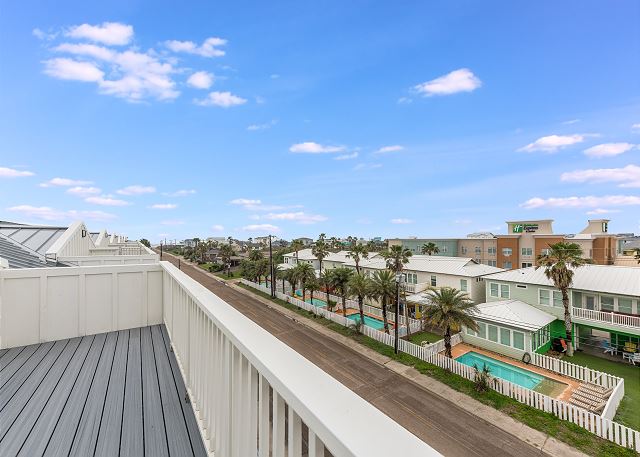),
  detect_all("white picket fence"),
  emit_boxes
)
[241,279,640,452]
